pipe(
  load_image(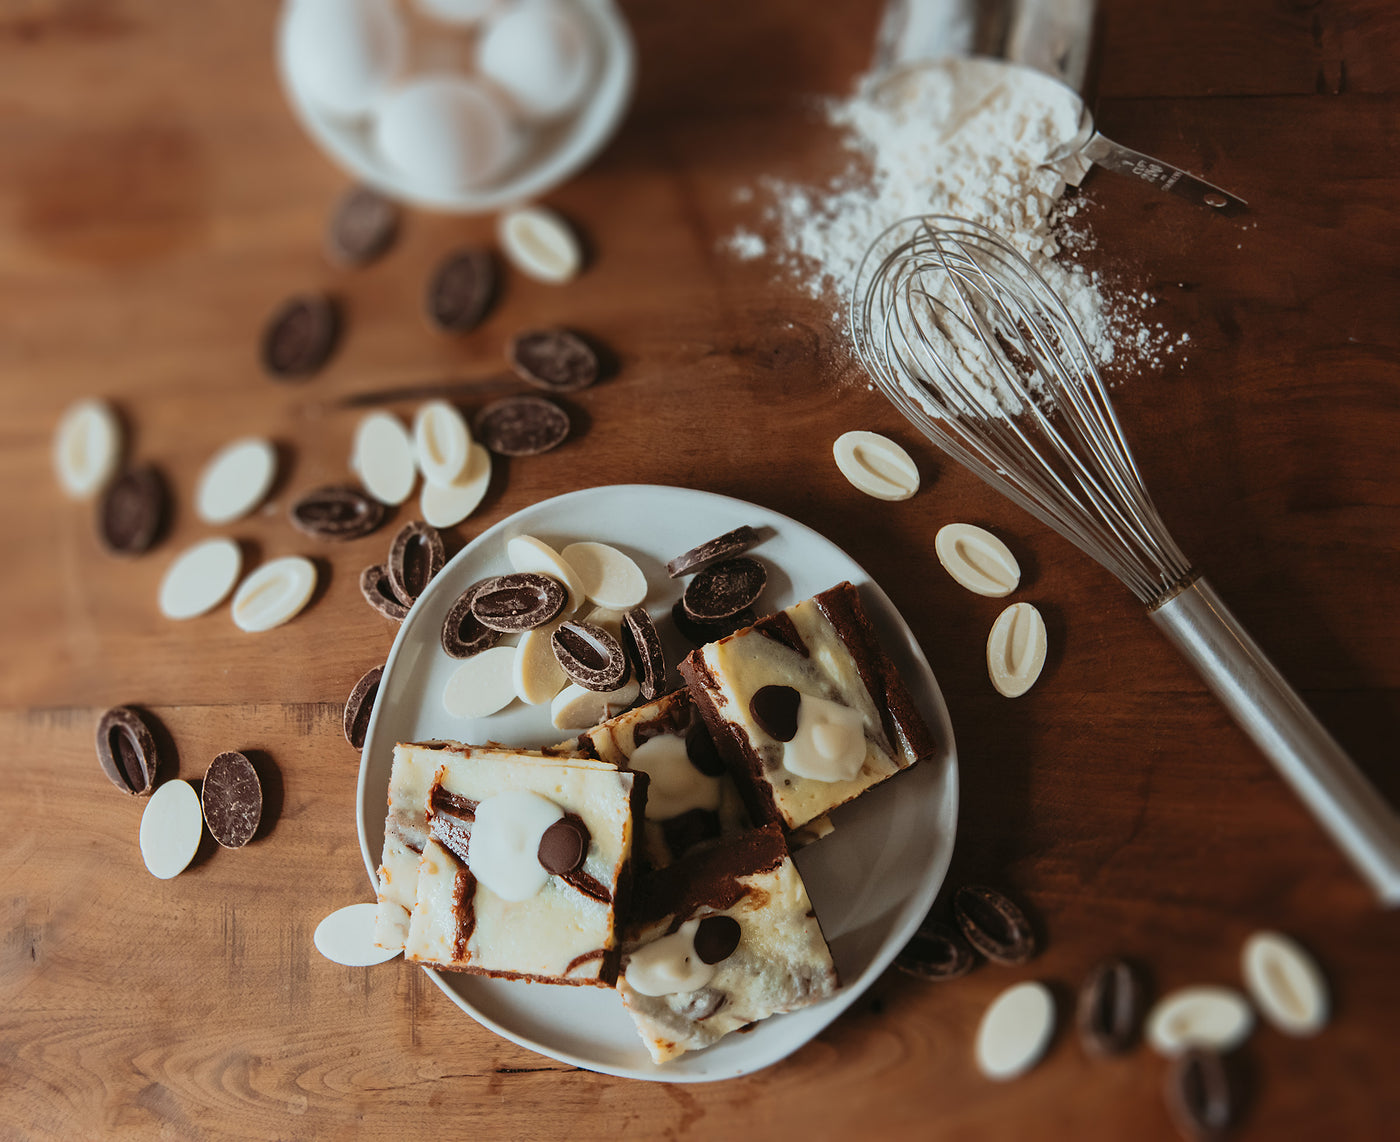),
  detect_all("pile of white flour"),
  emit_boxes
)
[726,58,1183,376]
